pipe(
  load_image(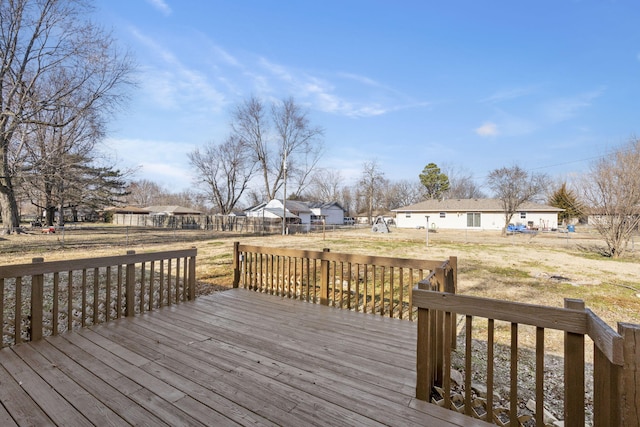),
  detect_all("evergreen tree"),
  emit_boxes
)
[419,163,450,199]
[548,183,584,224]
